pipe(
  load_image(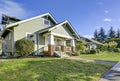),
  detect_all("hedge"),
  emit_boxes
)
[15,39,34,56]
